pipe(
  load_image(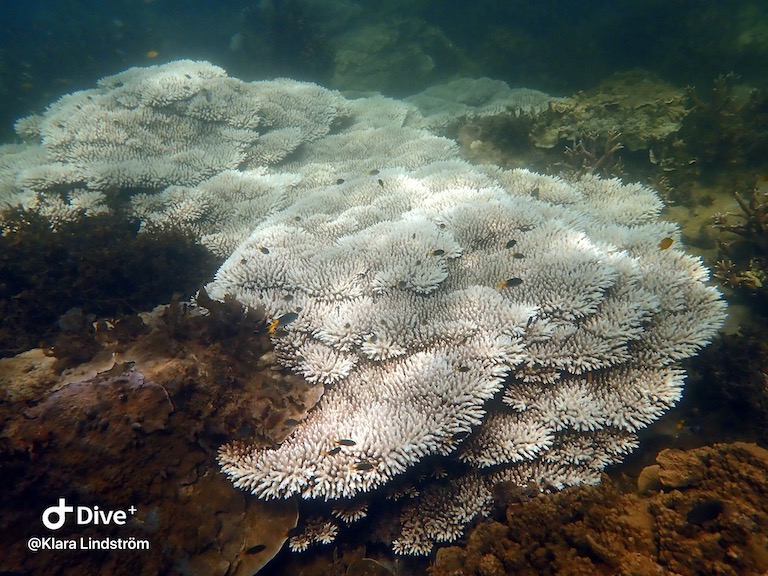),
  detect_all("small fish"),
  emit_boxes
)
[530,187,540,198]
[258,245,270,254]
[145,50,159,59]
[451,430,470,441]
[283,418,300,427]
[268,311,299,335]
[377,178,384,188]
[245,544,266,554]
[335,438,356,446]
[505,239,517,249]
[431,249,445,256]
[335,178,345,185]
[455,365,470,373]
[355,460,375,471]
[365,169,380,176]
[658,237,674,250]
[497,277,523,289]
[512,252,525,259]
[324,446,342,456]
